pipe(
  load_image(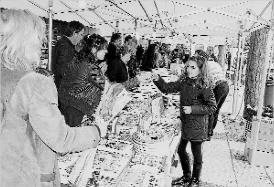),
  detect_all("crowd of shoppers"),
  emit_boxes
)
[1,8,230,187]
